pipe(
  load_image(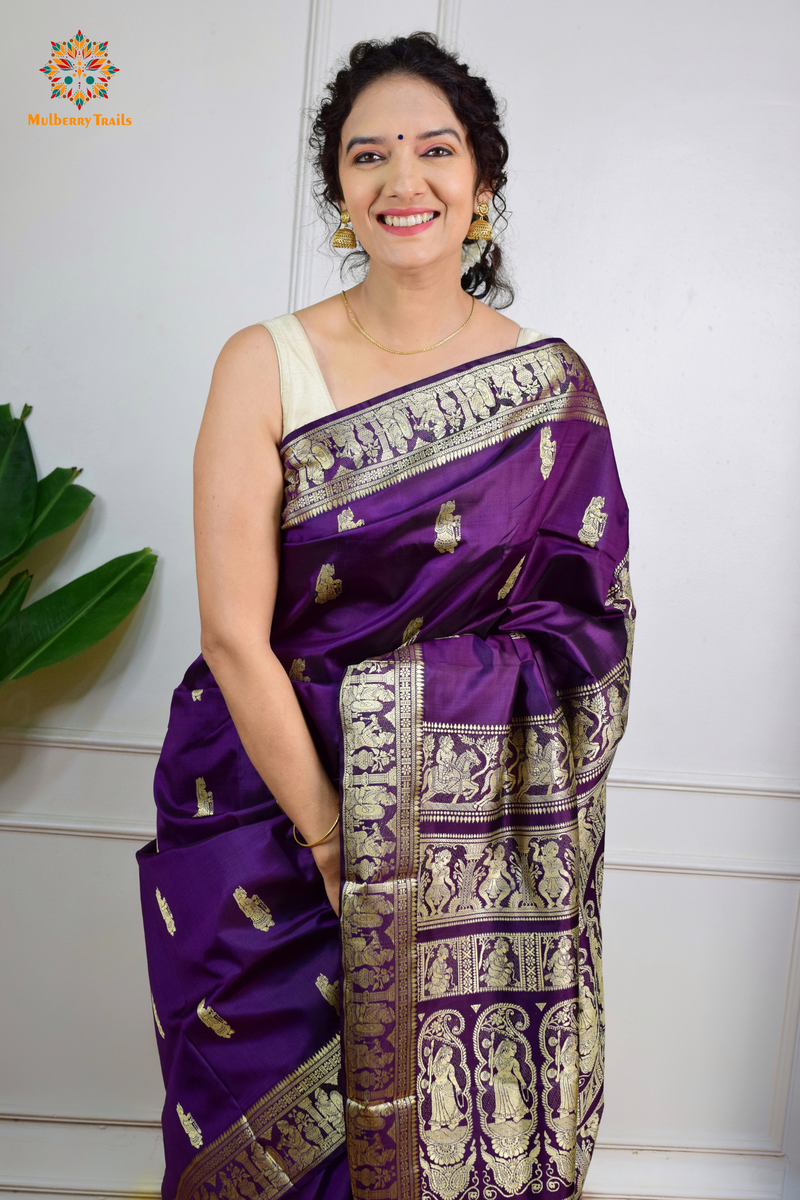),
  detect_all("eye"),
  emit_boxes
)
[353,151,383,164]
[423,146,453,157]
